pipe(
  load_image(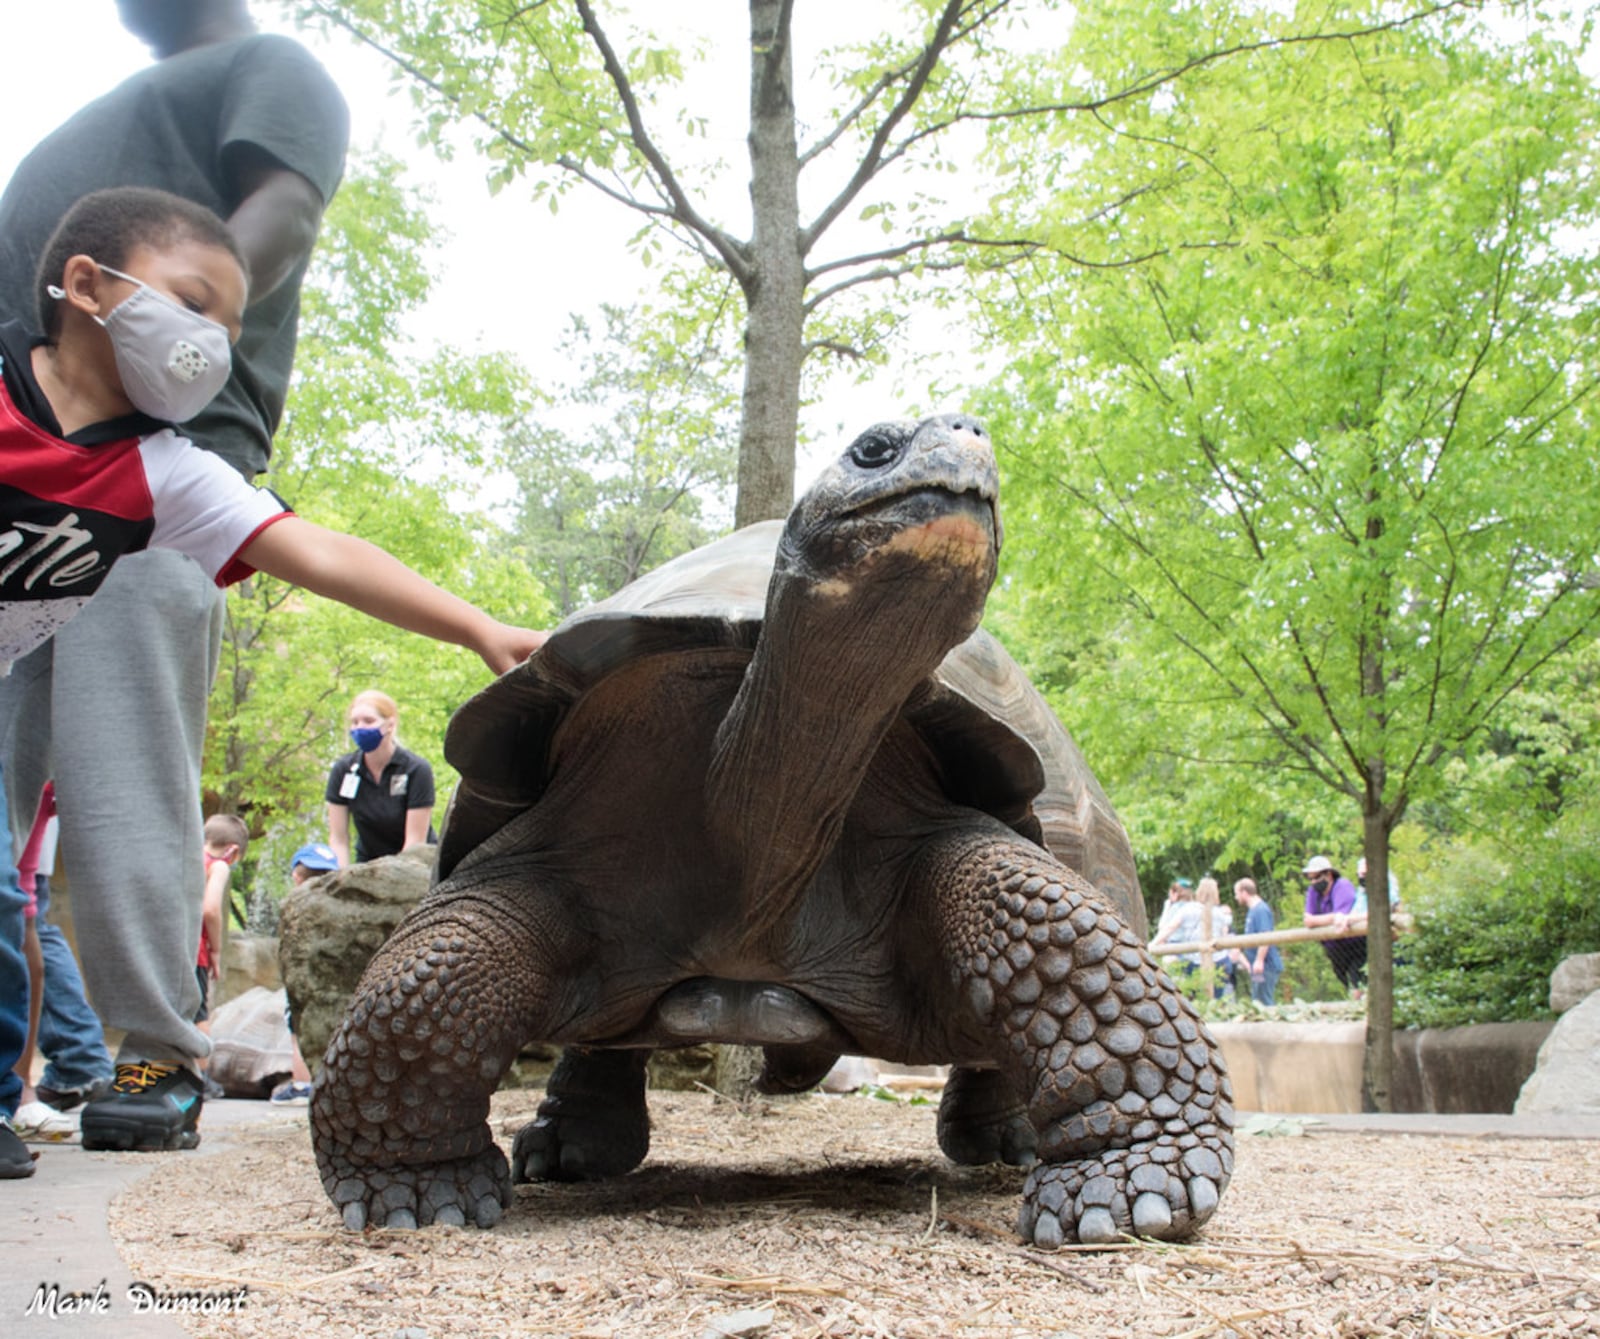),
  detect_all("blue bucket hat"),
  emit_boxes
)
[290,842,340,874]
